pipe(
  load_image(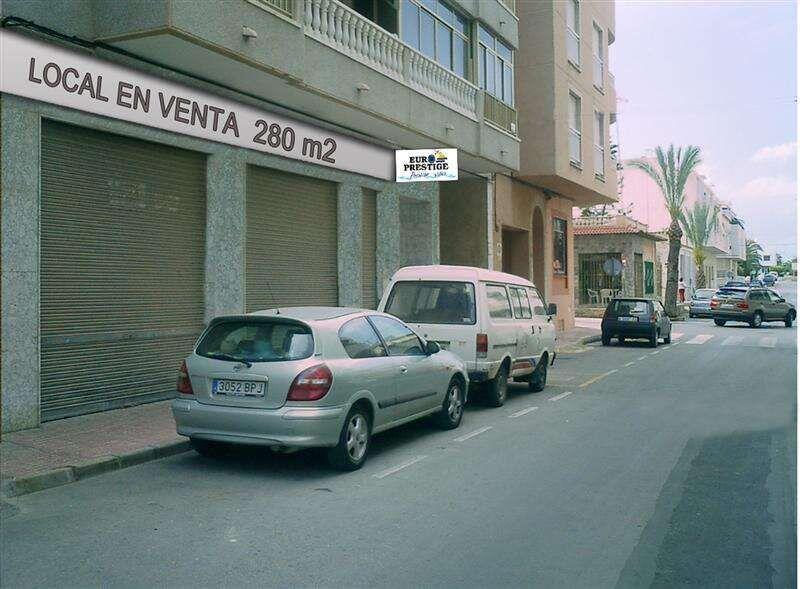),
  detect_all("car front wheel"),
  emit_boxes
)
[786,310,795,328]
[328,407,371,471]
[714,318,726,326]
[435,378,465,429]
